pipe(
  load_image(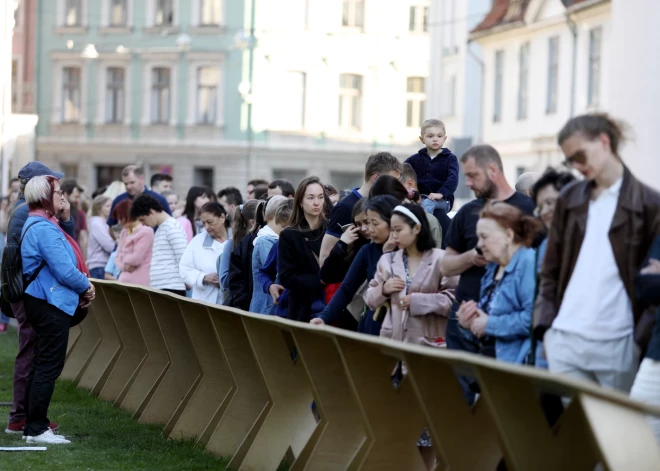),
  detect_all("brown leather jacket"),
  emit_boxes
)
[534,167,660,349]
